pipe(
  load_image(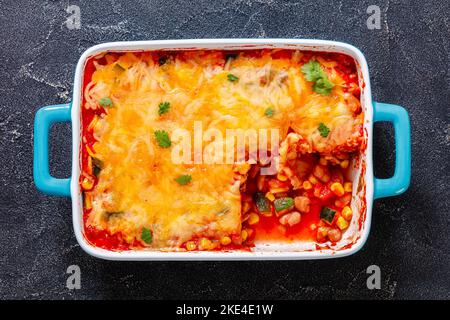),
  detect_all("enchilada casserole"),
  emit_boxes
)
[80,49,364,251]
